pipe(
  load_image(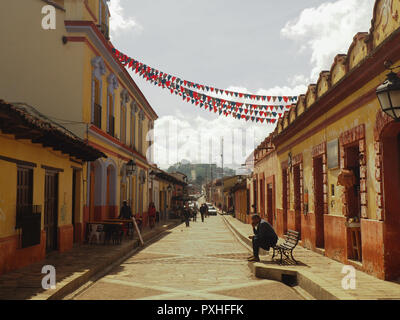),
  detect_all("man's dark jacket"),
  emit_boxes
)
[119,205,132,219]
[253,219,278,246]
